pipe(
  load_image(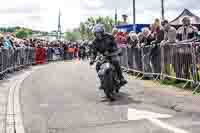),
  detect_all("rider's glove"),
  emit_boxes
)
[151,41,156,45]
[104,51,109,56]
[90,61,94,66]
[118,51,122,56]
